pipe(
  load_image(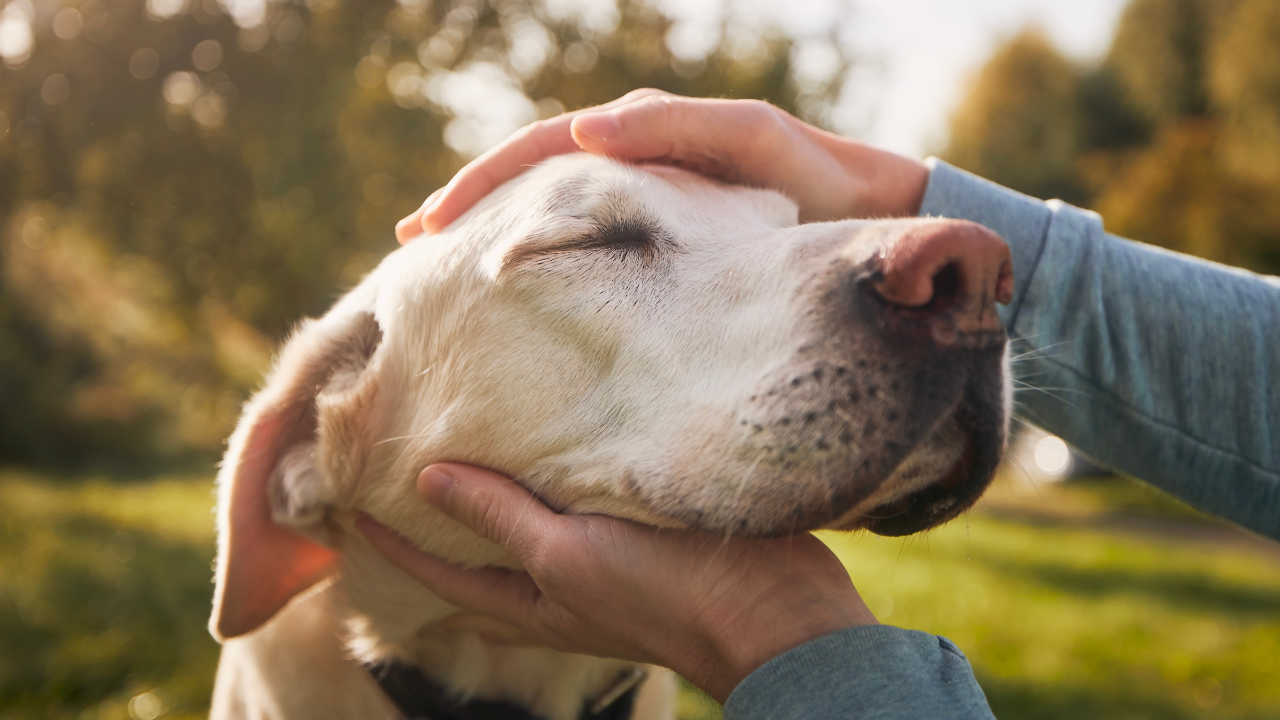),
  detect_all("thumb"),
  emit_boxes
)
[355,513,546,630]
[418,463,559,562]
